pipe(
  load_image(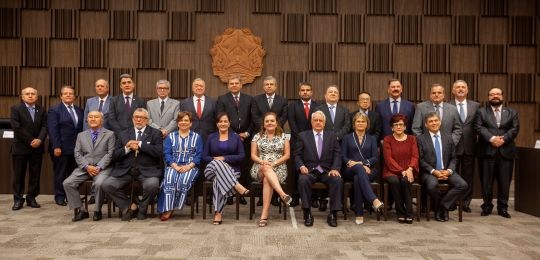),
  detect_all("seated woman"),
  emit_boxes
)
[157,111,203,221]
[250,112,292,227]
[203,112,249,225]
[342,112,384,225]
[382,113,419,224]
